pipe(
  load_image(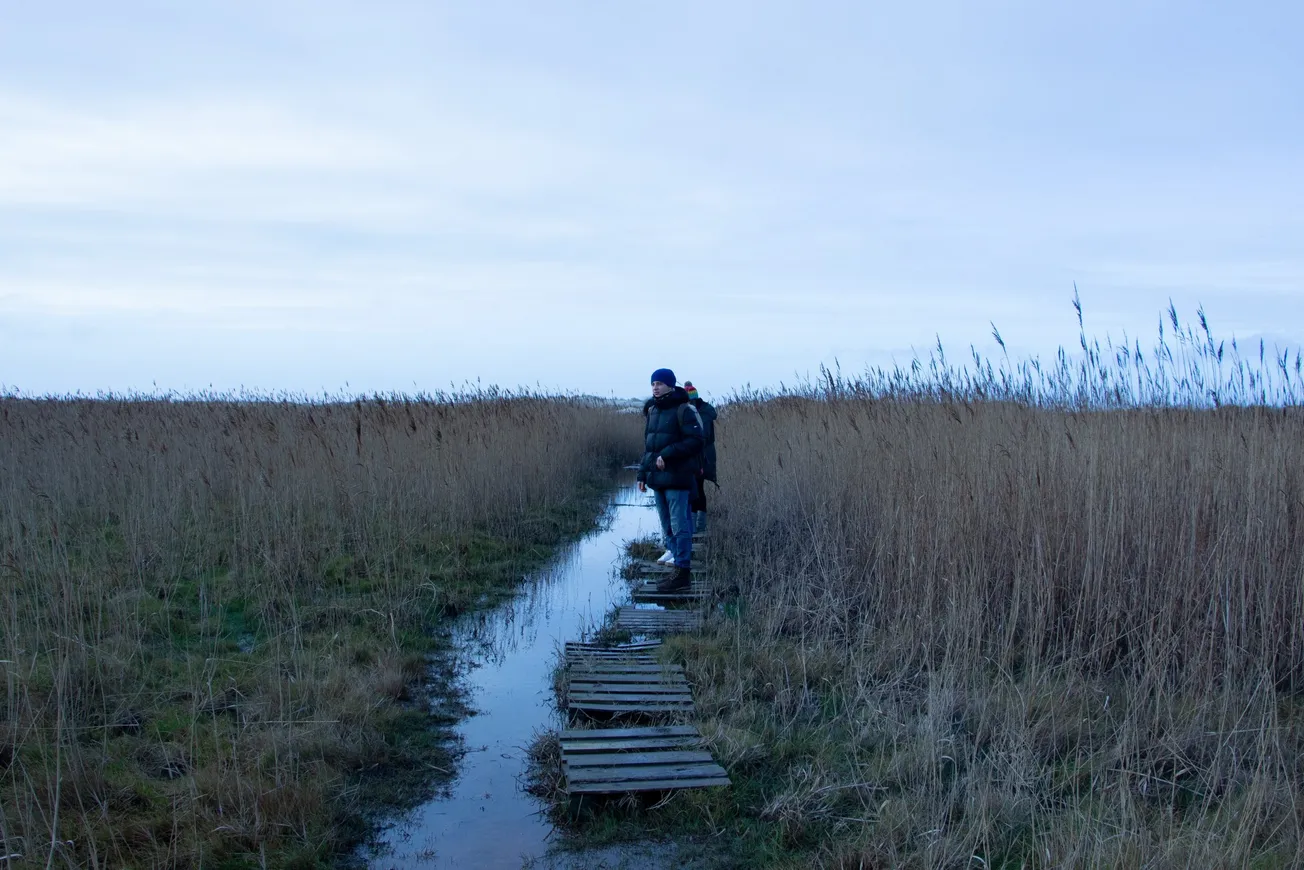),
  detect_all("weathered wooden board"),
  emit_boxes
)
[568,667,683,678]
[560,724,699,740]
[573,667,688,673]
[560,735,702,752]
[566,671,685,682]
[567,756,720,776]
[562,639,694,716]
[565,749,715,767]
[560,725,729,797]
[568,698,692,708]
[569,775,731,794]
[565,640,663,652]
[630,578,712,603]
[629,560,711,575]
[616,610,699,621]
[567,671,684,683]
[560,646,662,667]
[569,688,692,700]
[563,651,694,716]
[563,641,668,671]
[564,649,661,660]
[616,607,703,634]
[565,653,662,664]
[567,686,680,698]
